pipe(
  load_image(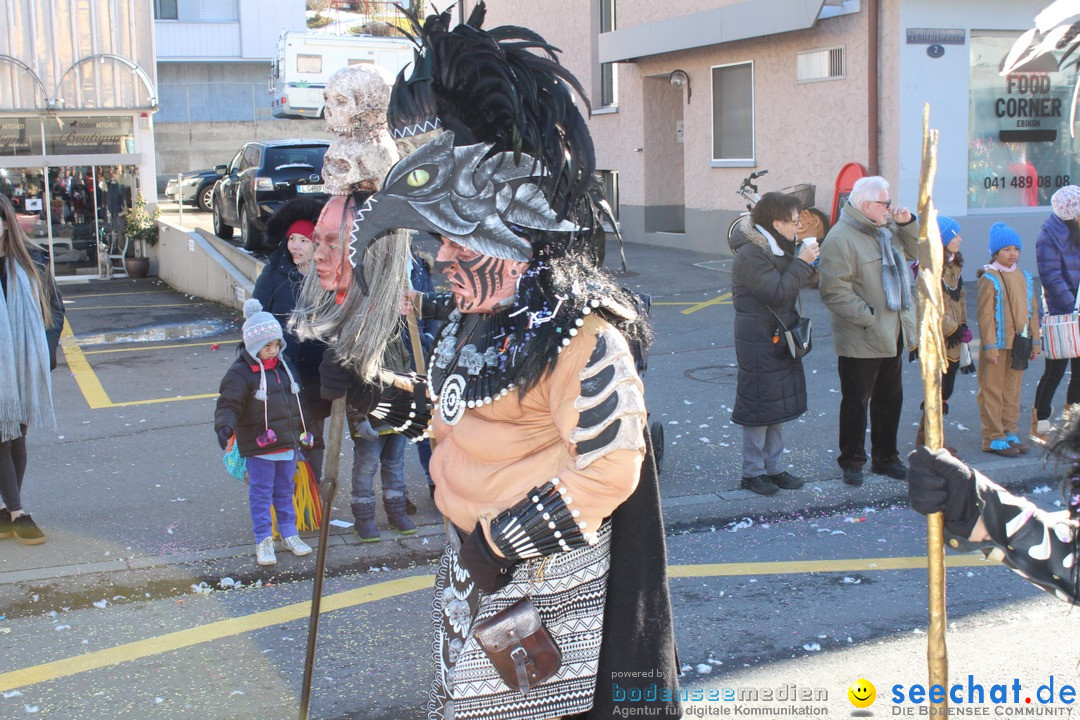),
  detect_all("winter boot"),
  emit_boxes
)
[351,501,381,542]
[384,496,417,535]
[1032,408,1052,445]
